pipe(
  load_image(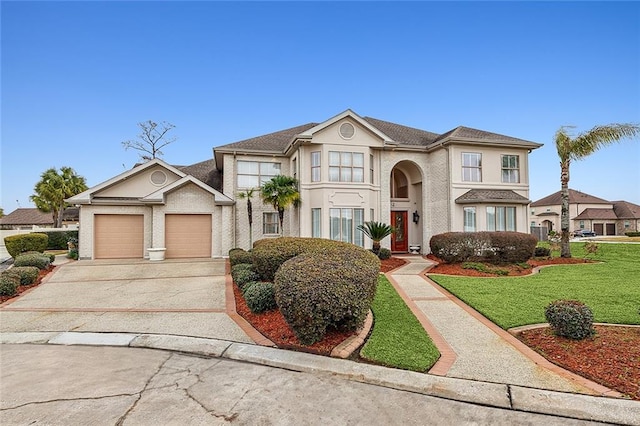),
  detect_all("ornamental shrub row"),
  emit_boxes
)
[0,271,20,296]
[4,233,48,258]
[35,230,78,250]
[243,281,277,314]
[429,232,537,264]
[228,248,253,267]
[230,263,260,289]
[13,253,51,270]
[8,266,39,285]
